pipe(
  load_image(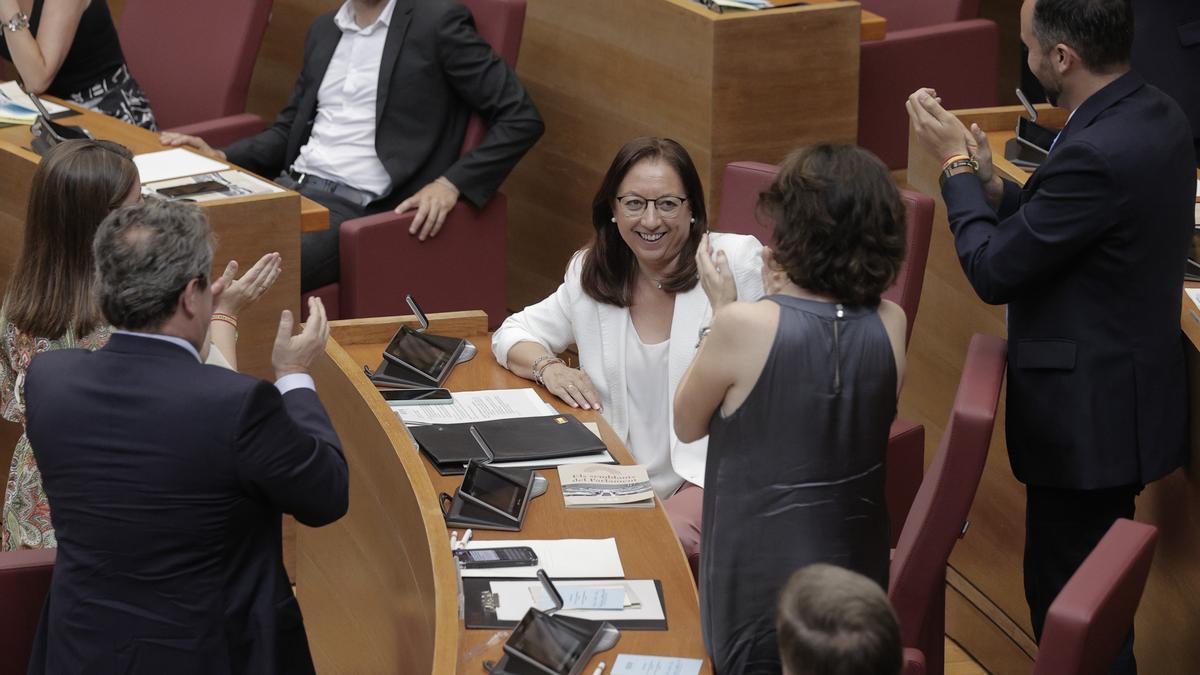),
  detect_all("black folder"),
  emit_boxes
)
[411,414,608,475]
[462,577,668,630]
